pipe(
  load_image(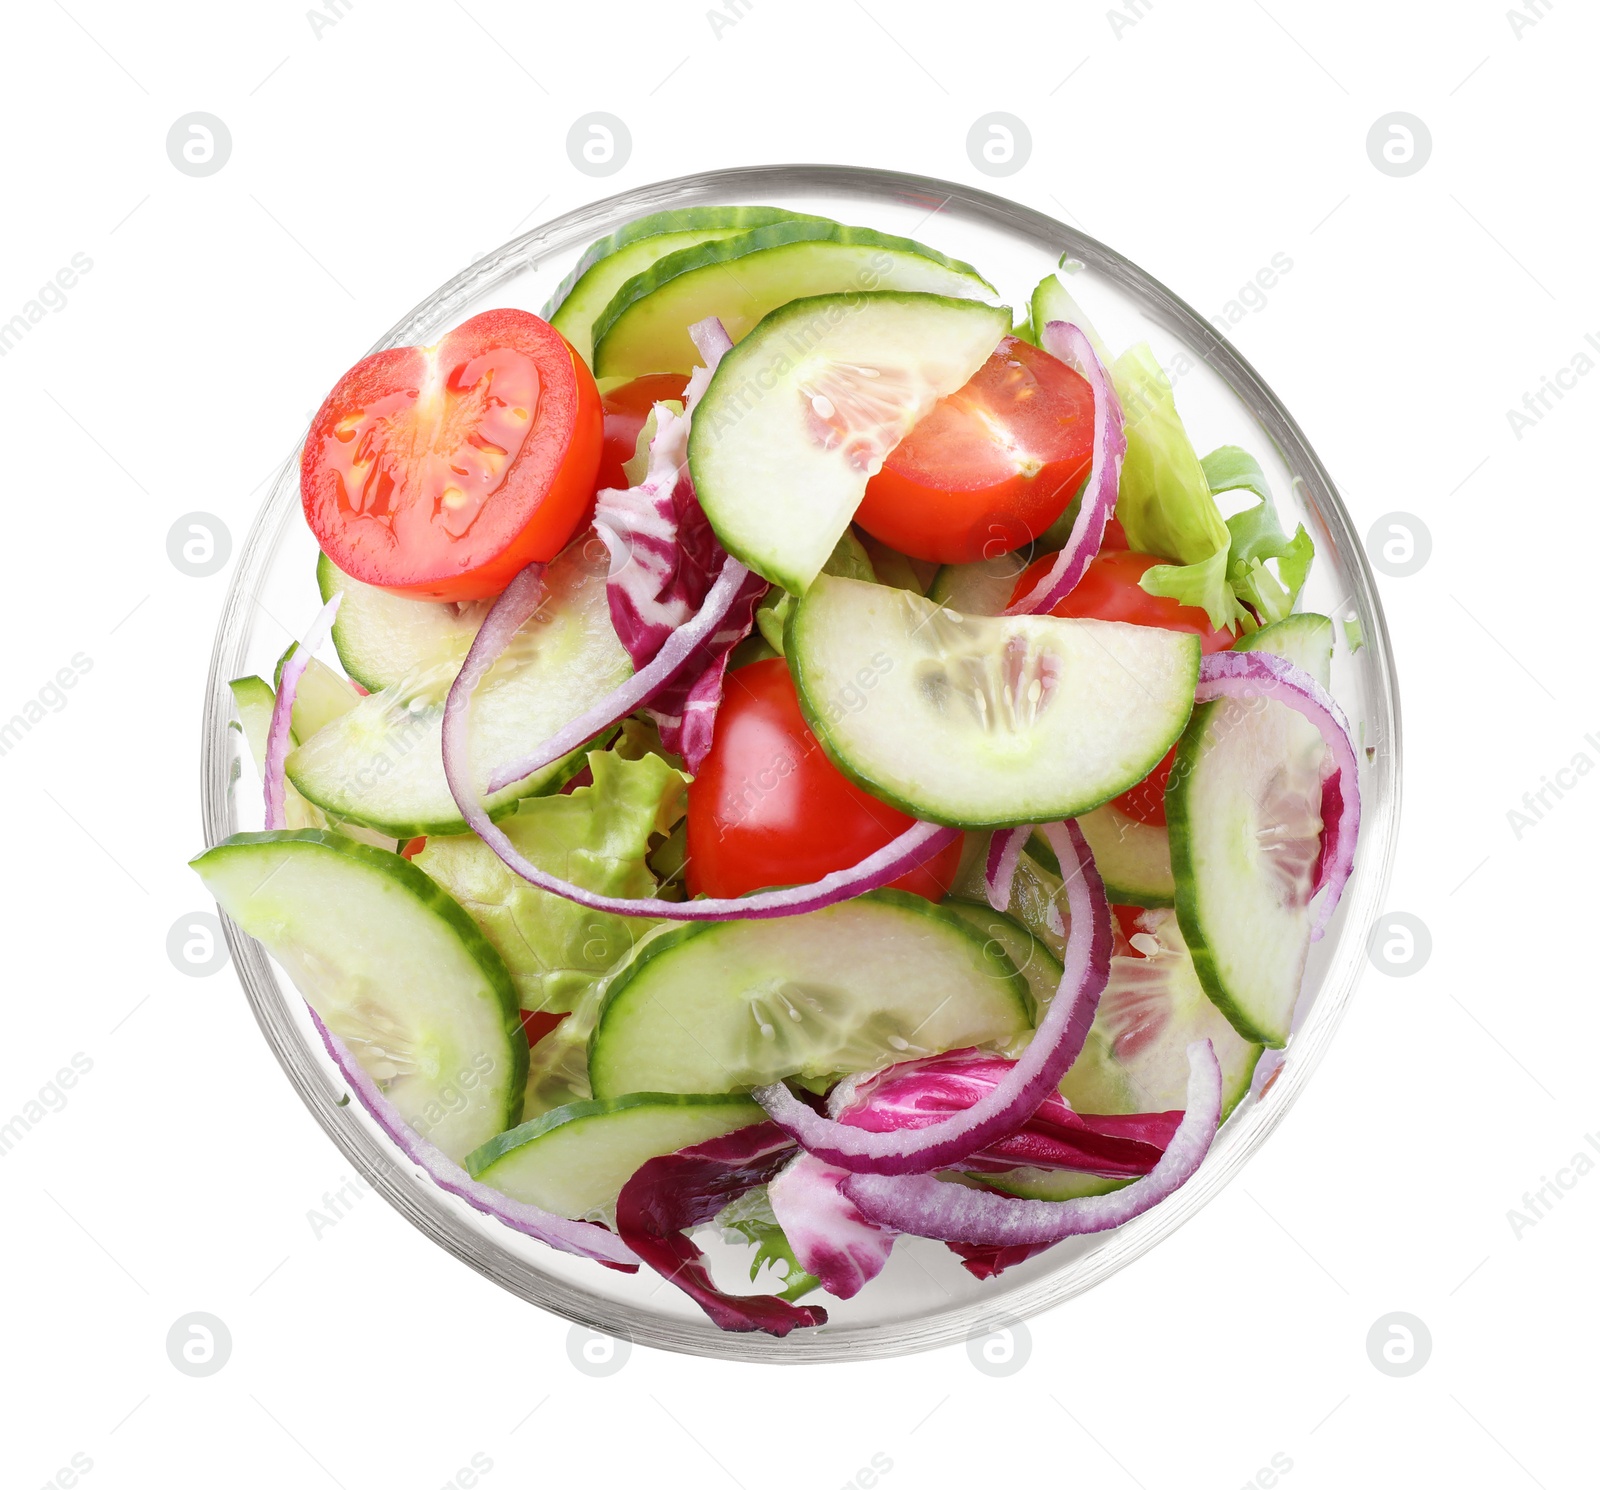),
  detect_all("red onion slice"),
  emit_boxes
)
[615,1122,829,1336]
[1194,649,1360,940]
[750,819,1112,1173]
[836,1050,1178,1178]
[263,593,341,830]
[767,1151,895,1301]
[485,554,752,795]
[842,1039,1223,1245]
[1004,323,1126,617]
[441,566,959,921]
[309,1010,637,1268]
[983,826,1029,912]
